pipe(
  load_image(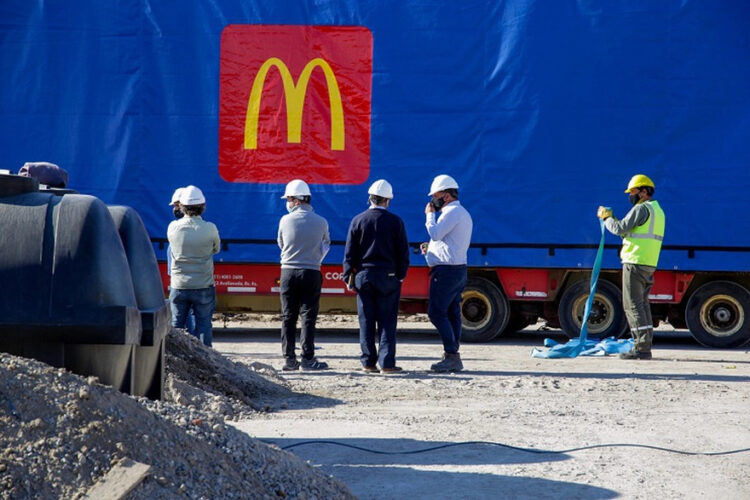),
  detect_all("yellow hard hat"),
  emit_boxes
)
[625,174,655,193]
